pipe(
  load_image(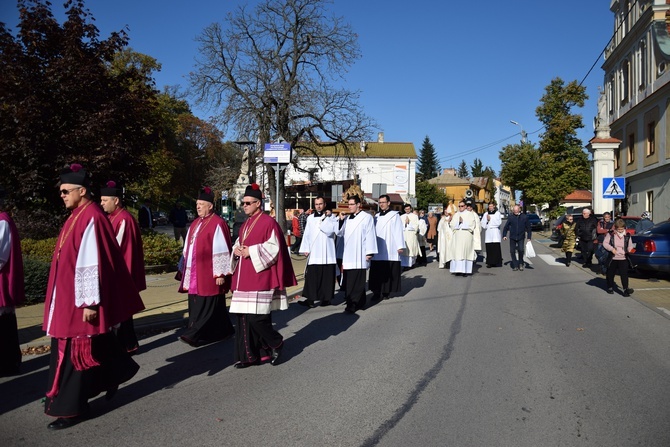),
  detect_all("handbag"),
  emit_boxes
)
[525,240,536,258]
